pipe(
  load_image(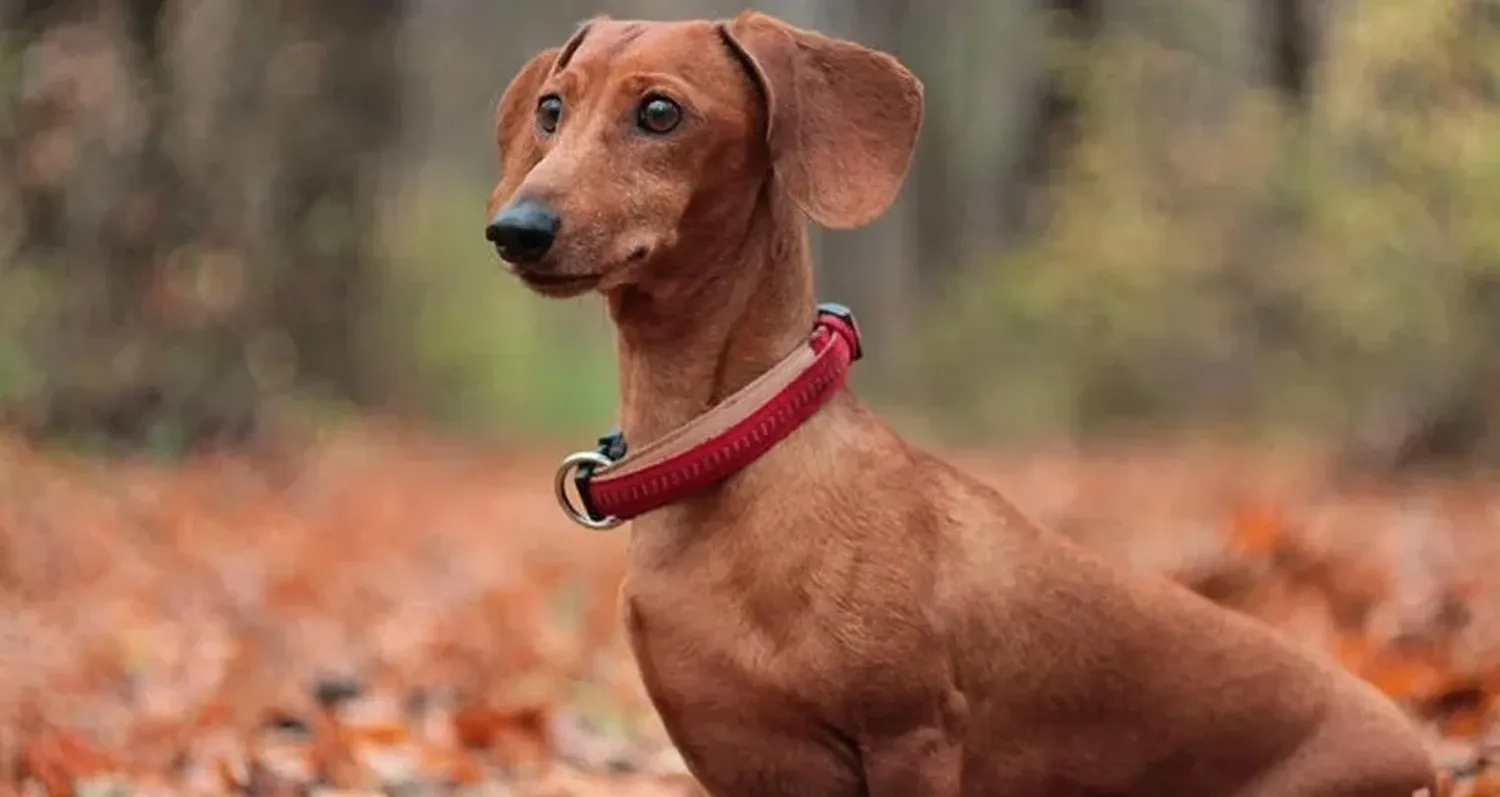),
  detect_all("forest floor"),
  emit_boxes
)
[2,420,1498,796]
